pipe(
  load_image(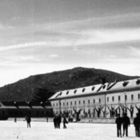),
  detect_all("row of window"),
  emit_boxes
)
[53,94,140,107]
[107,94,140,102]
